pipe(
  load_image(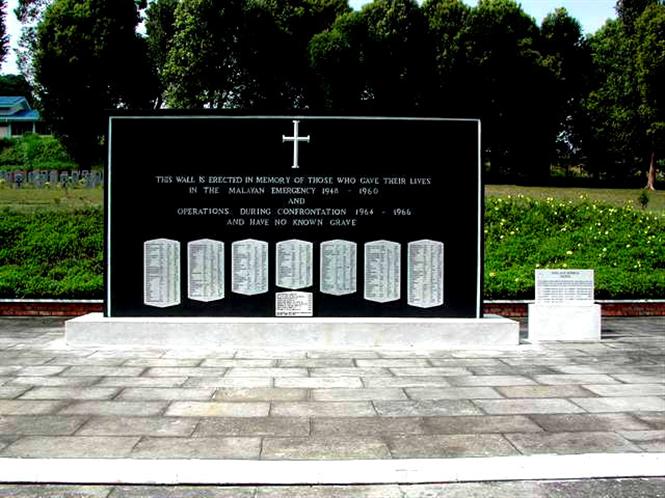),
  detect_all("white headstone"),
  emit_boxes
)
[276,239,313,290]
[231,239,268,296]
[408,240,444,308]
[187,239,224,302]
[320,240,357,296]
[143,238,181,308]
[364,240,401,303]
